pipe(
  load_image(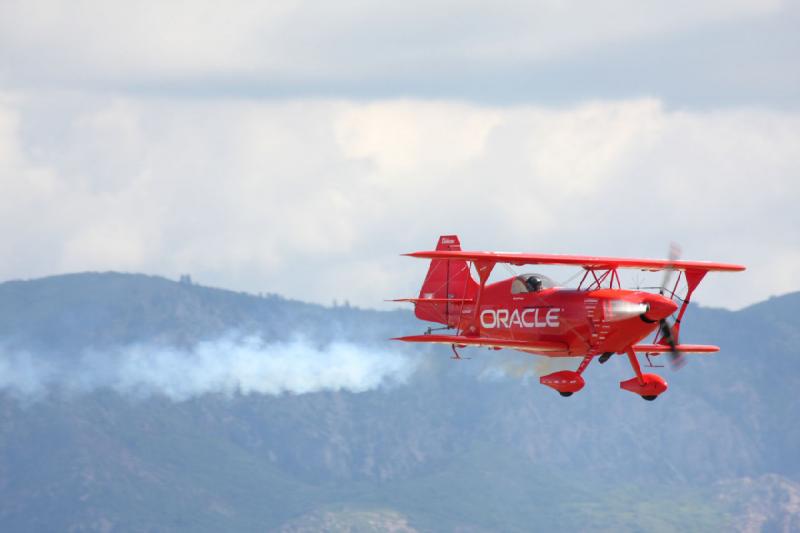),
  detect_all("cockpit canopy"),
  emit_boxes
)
[511,273,556,294]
